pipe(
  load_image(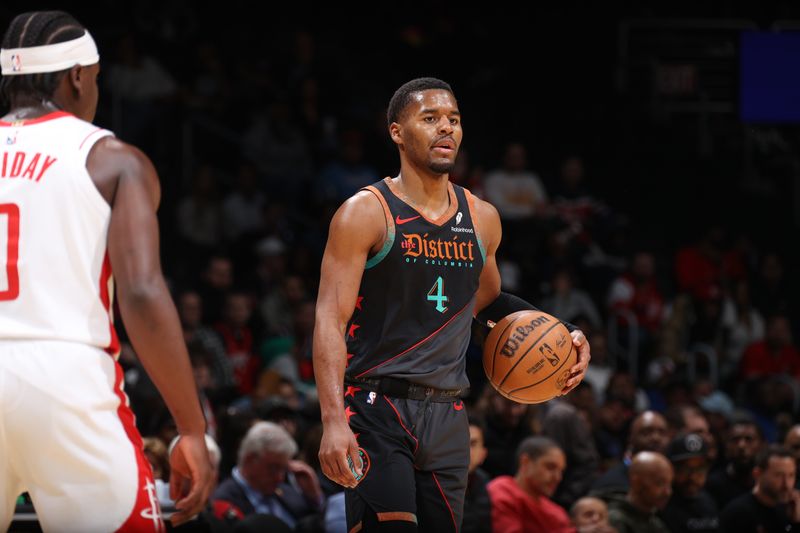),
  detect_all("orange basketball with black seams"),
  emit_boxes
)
[483,310,576,404]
